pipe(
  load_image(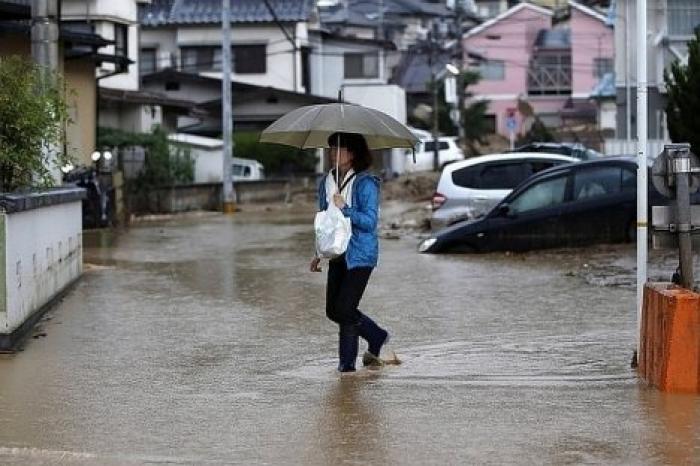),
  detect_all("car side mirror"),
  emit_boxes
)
[496,203,512,217]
